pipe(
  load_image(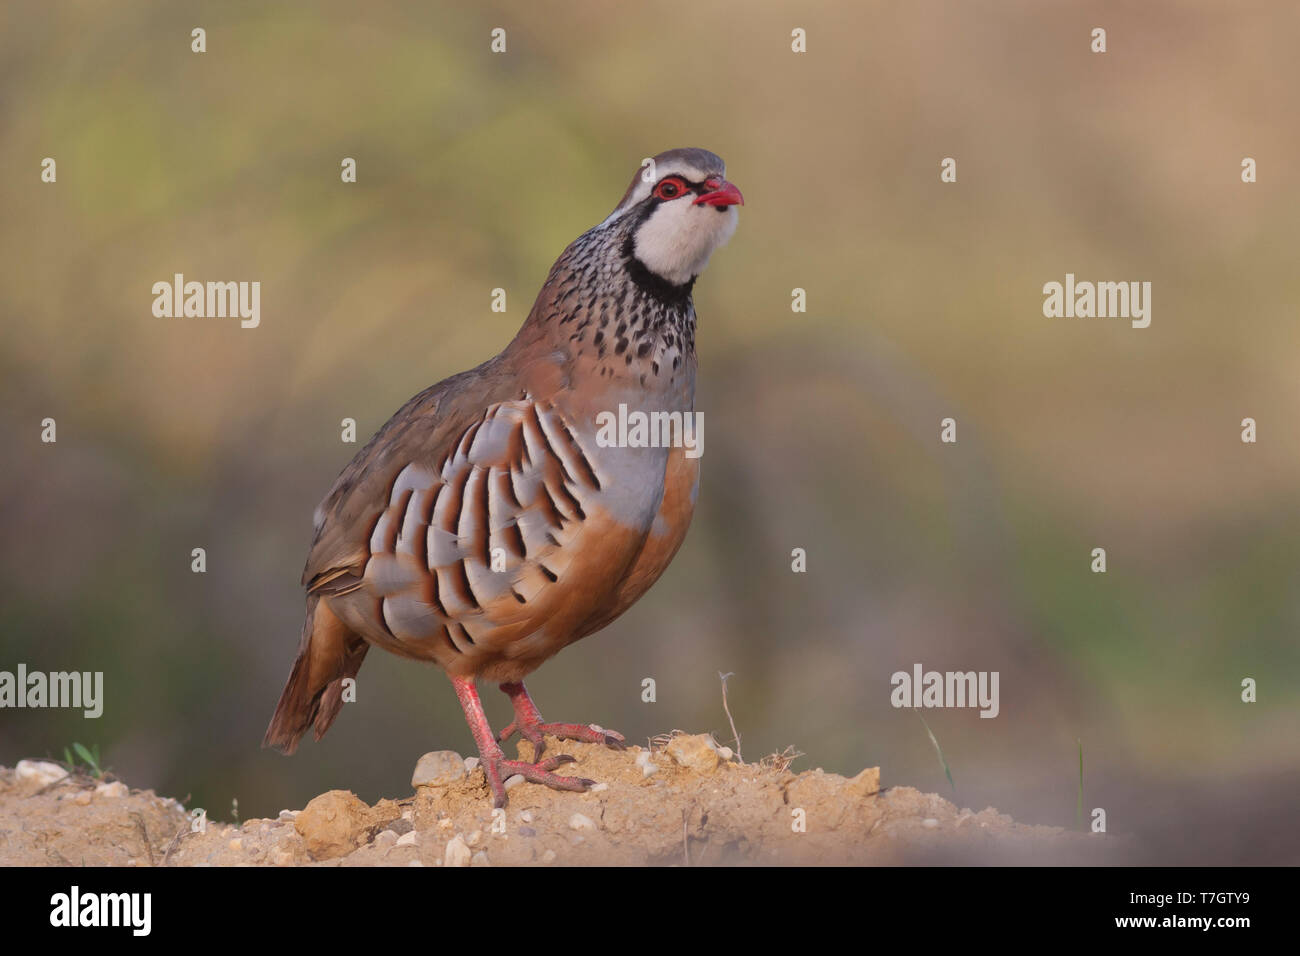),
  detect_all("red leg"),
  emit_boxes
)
[450,675,593,807]
[497,681,627,759]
